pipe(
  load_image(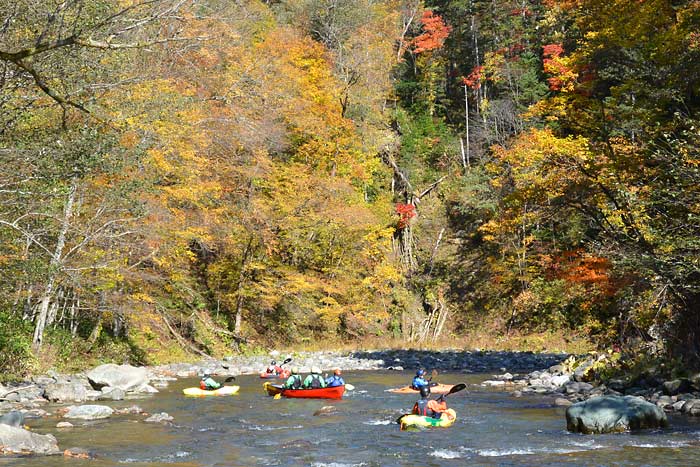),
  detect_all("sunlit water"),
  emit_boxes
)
[5,371,700,466]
